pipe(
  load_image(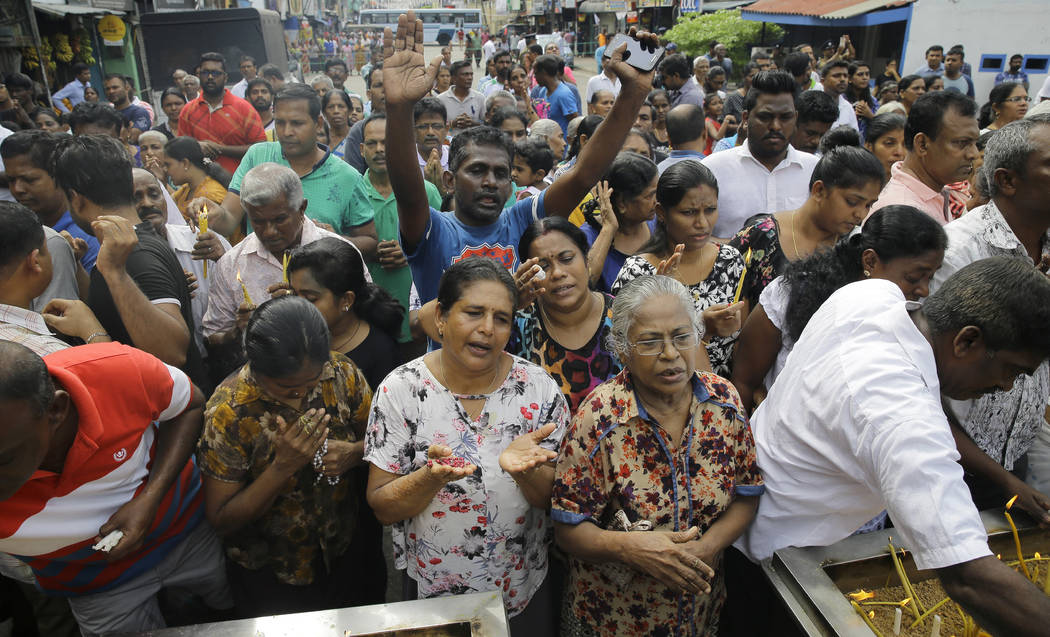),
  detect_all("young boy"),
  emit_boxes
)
[513,138,554,200]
